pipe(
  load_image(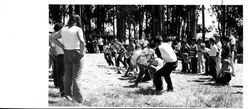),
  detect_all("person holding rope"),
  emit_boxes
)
[153,36,178,93]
